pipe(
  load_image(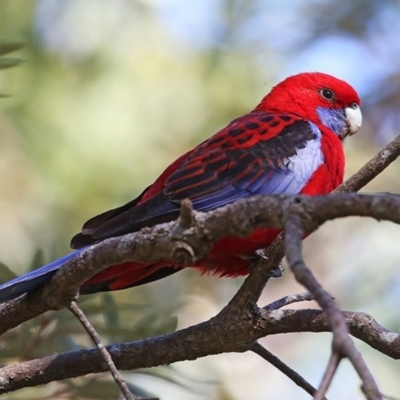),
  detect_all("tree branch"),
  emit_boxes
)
[1,136,400,397]
[263,291,314,311]
[315,352,340,400]
[250,341,325,399]
[0,308,398,393]
[336,134,400,193]
[68,301,141,400]
[283,212,381,399]
[0,191,399,335]
[2,135,400,333]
